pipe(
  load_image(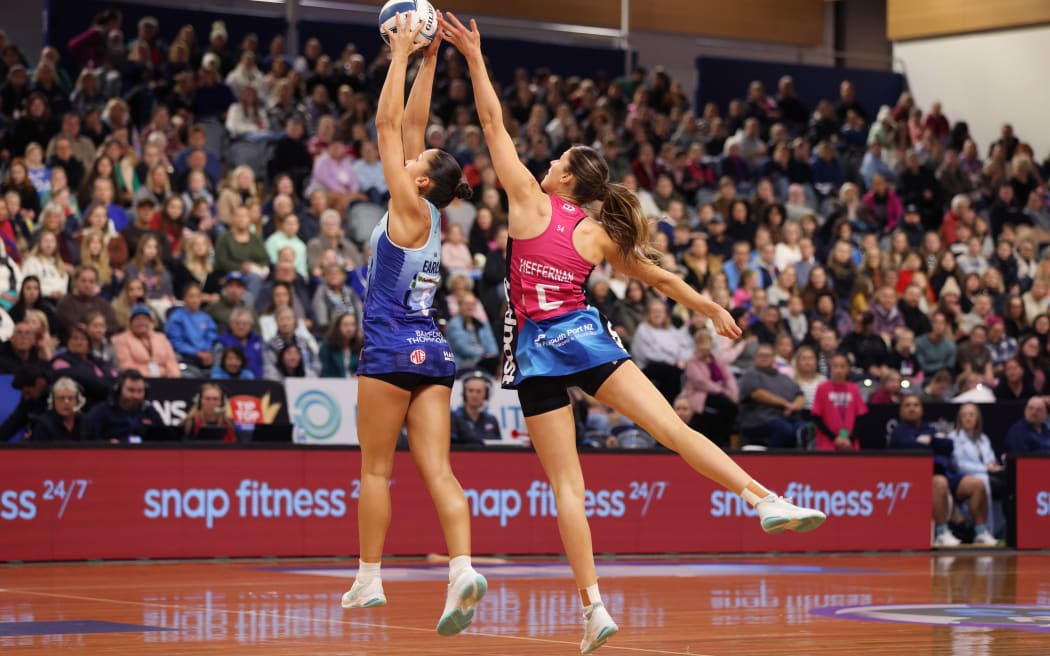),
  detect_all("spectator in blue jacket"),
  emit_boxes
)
[165,283,218,375]
[445,293,498,374]
[212,308,264,379]
[1005,396,1050,454]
